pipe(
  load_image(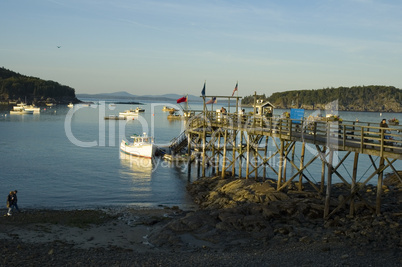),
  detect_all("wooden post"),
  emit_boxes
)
[221,130,228,179]
[216,131,221,175]
[201,131,206,177]
[320,146,326,193]
[283,154,287,183]
[263,136,268,180]
[277,139,285,189]
[324,149,334,219]
[292,143,296,160]
[376,157,385,215]
[201,97,207,177]
[232,130,236,177]
[253,92,257,130]
[197,153,201,178]
[239,131,243,178]
[298,142,305,191]
[187,132,192,176]
[246,133,250,179]
[211,133,215,175]
[350,152,359,216]
[253,136,258,179]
